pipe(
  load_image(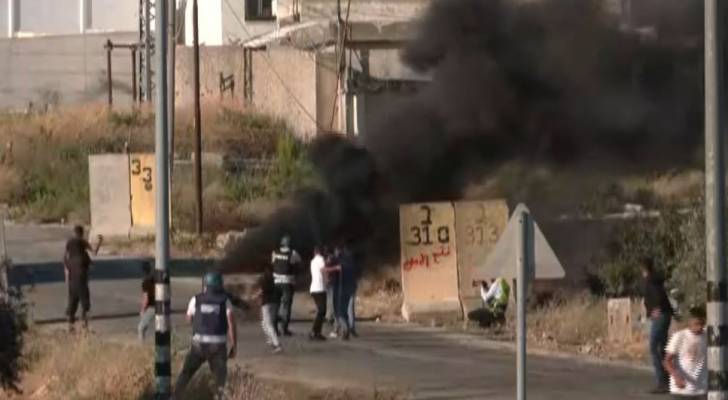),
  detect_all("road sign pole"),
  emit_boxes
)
[705,1,727,398]
[154,0,172,398]
[517,209,530,400]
